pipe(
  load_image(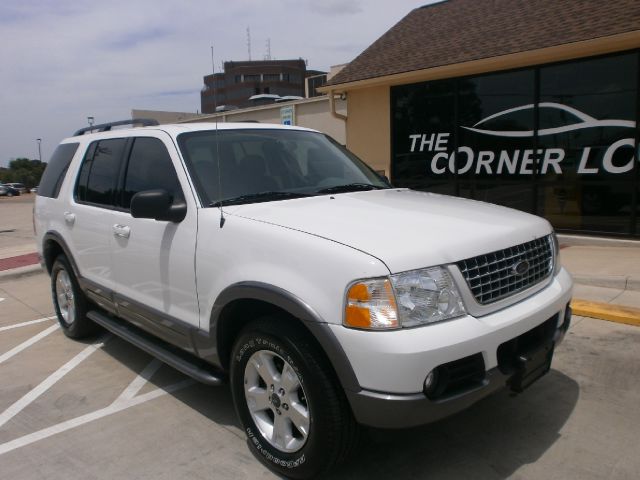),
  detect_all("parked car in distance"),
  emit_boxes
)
[5,182,27,193]
[0,184,21,197]
[30,186,38,193]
